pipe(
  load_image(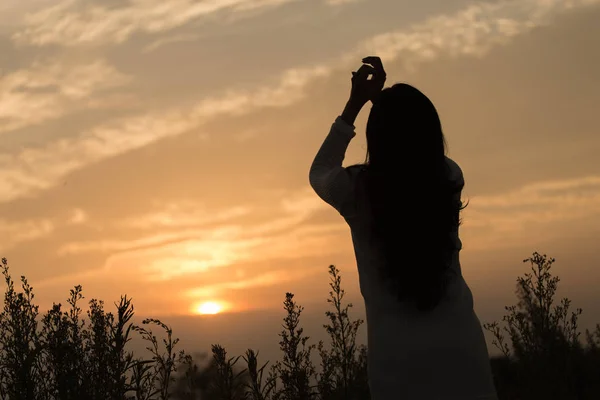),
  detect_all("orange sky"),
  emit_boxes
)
[1,0,600,359]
